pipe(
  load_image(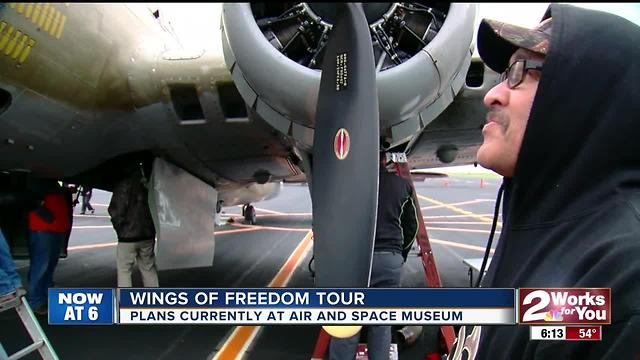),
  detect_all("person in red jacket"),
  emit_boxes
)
[27,181,72,314]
